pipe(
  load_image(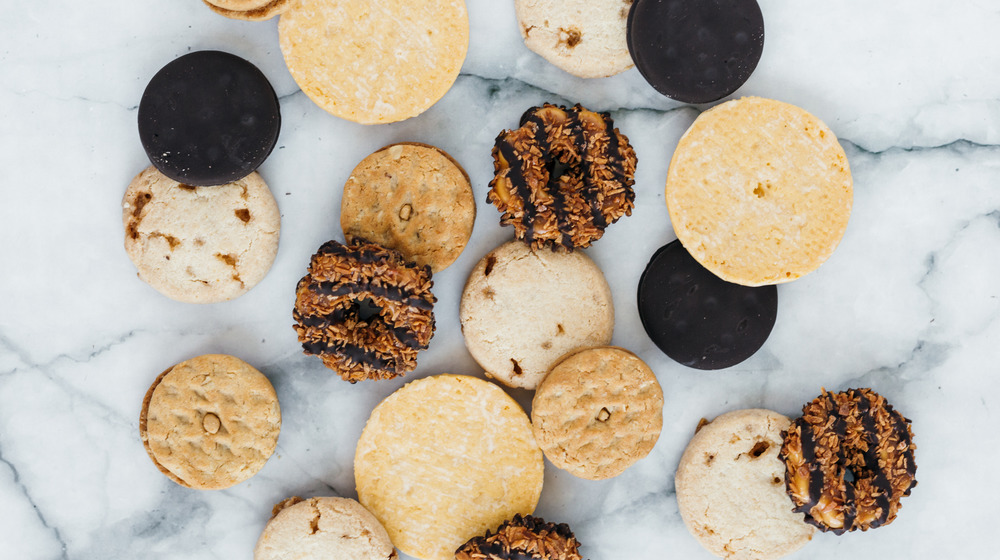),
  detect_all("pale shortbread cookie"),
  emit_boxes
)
[460,241,615,390]
[278,0,469,124]
[139,354,281,490]
[515,0,634,78]
[675,409,815,560]
[531,346,663,480]
[665,97,853,286]
[255,496,398,560]
[204,0,294,21]
[205,0,273,10]
[341,143,475,272]
[354,374,543,560]
[122,166,280,303]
